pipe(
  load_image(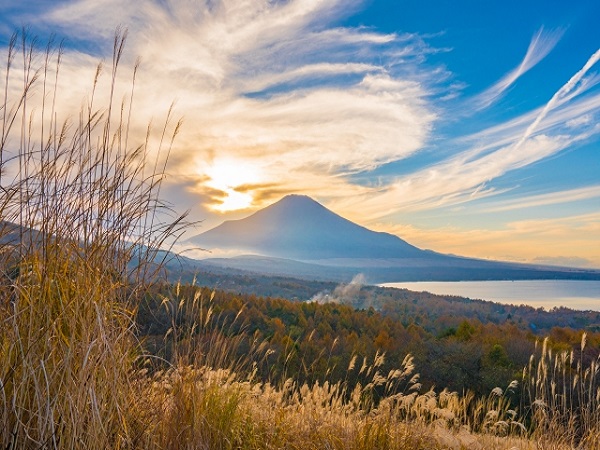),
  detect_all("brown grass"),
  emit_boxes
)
[0,29,185,448]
